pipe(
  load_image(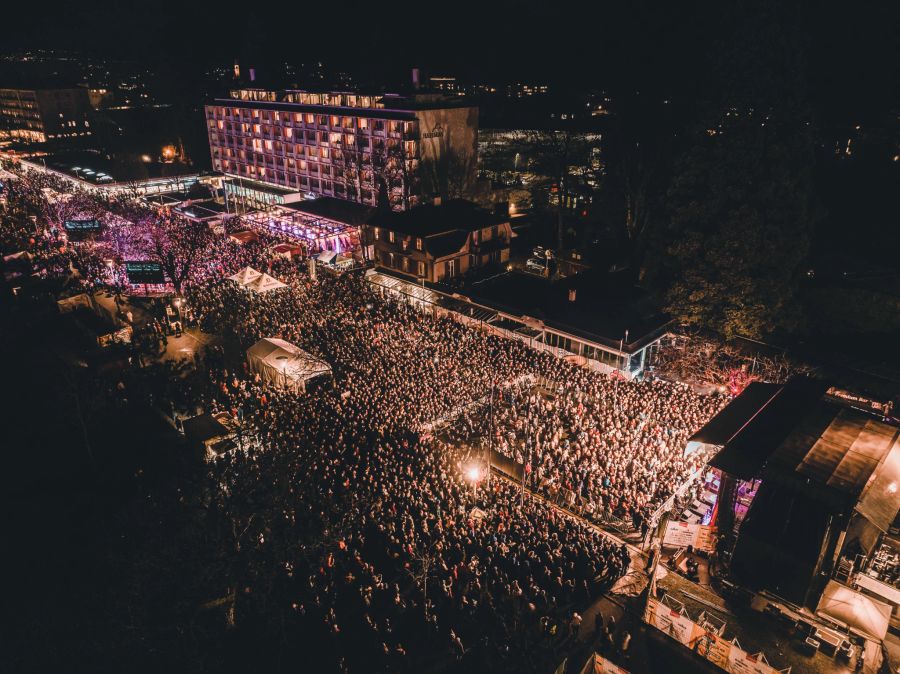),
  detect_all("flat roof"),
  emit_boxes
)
[283,197,374,226]
[175,200,228,219]
[212,89,478,119]
[467,270,671,352]
[32,151,197,185]
[209,96,475,120]
[223,177,298,196]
